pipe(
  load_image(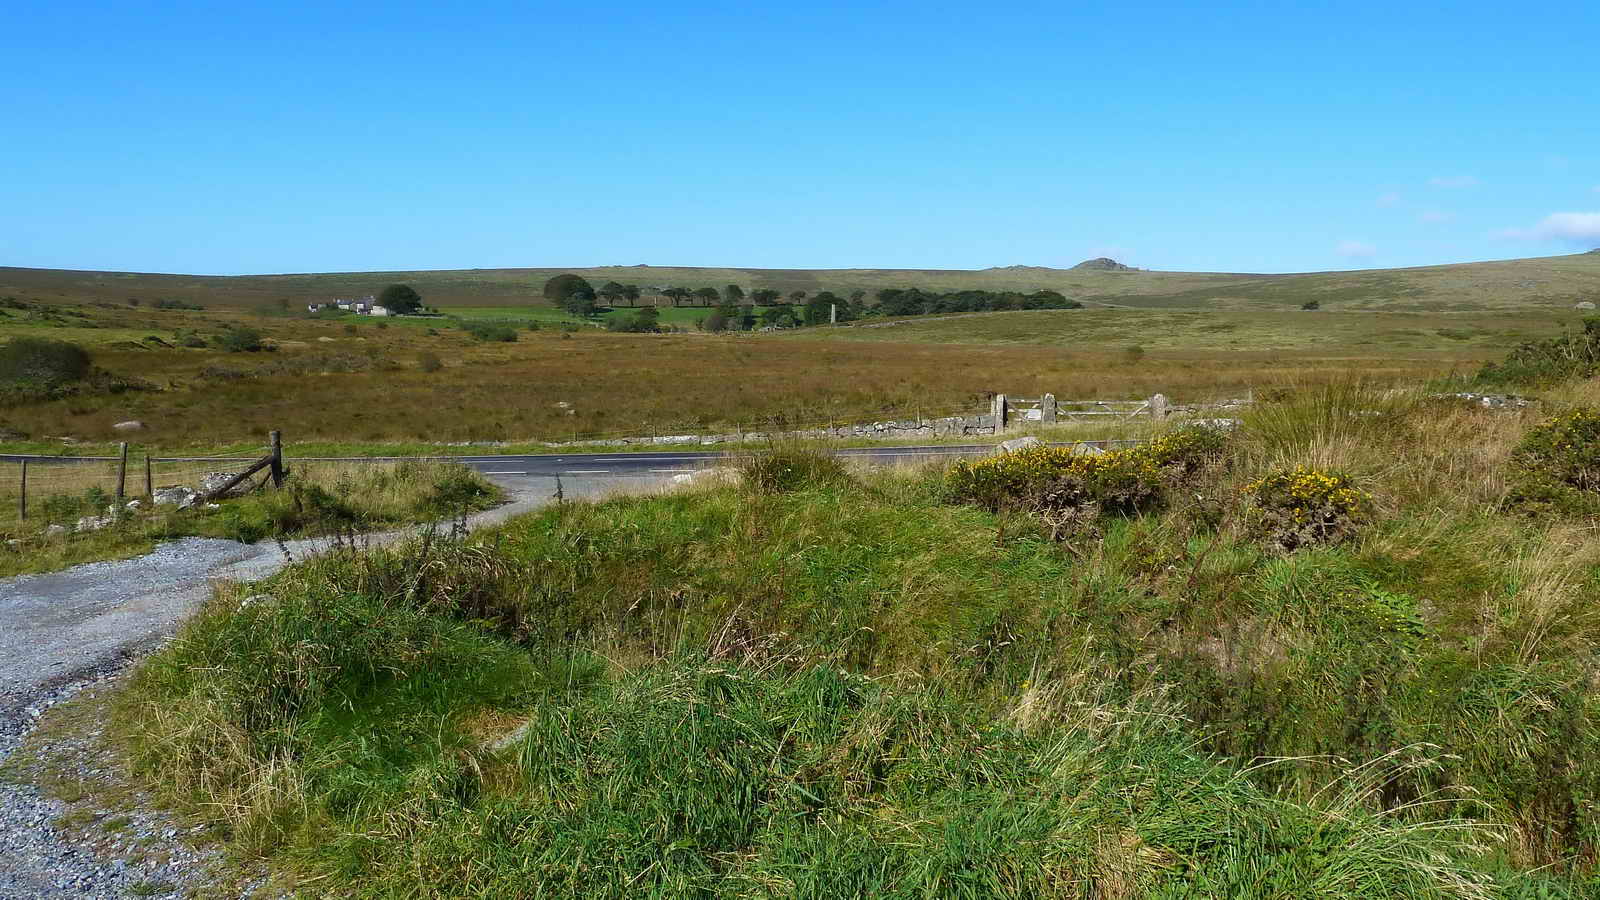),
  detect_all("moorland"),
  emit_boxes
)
[10,252,1600,896]
[1,252,1597,450]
